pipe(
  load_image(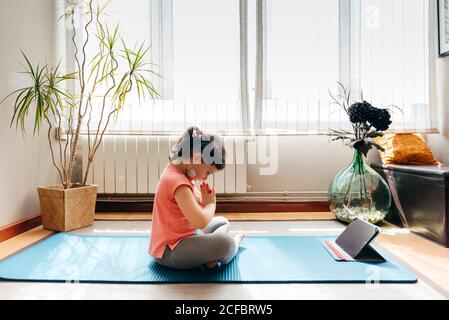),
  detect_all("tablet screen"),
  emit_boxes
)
[335,219,381,258]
